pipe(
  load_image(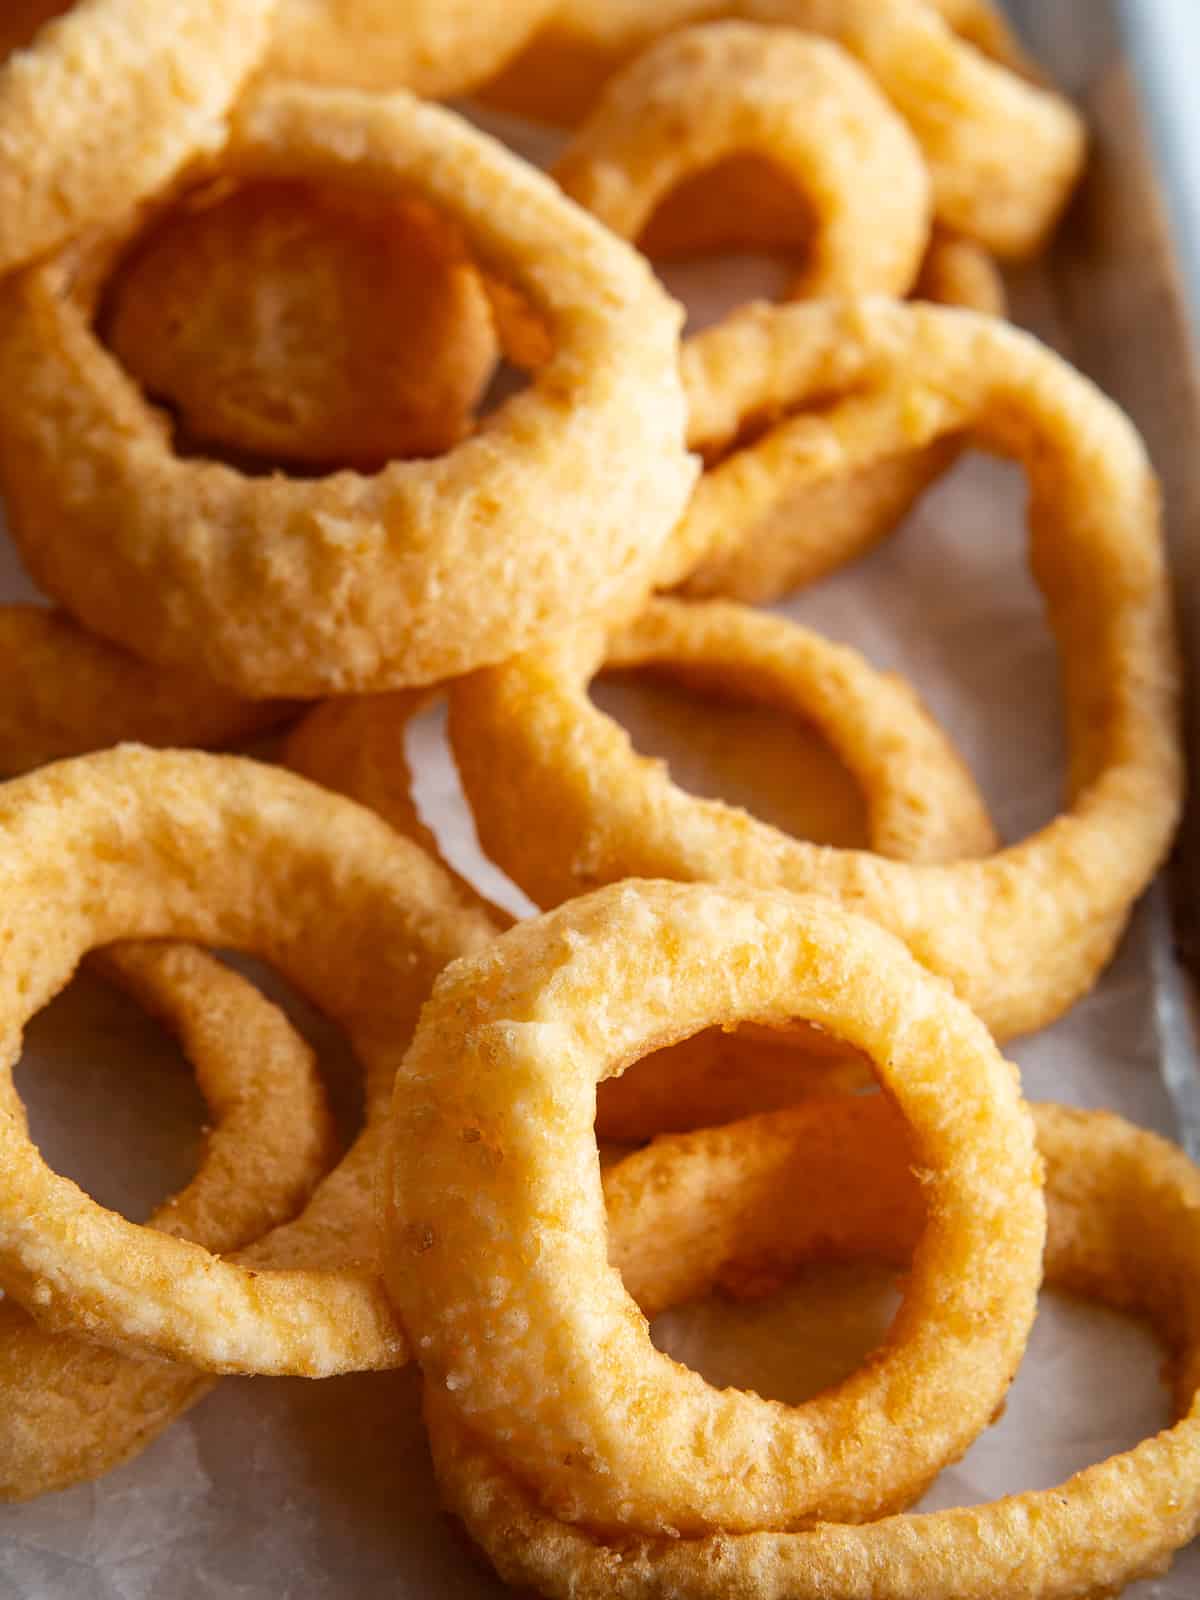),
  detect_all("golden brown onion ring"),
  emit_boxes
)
[0,82,696,697]
[389,879,1044,1537]
[451,304,1182,1041]
[431,1097,1200,1600]
[553,25,930,298]
[484,0,1084,258]
[0,943,334,1500]
[0,747,496,1377]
